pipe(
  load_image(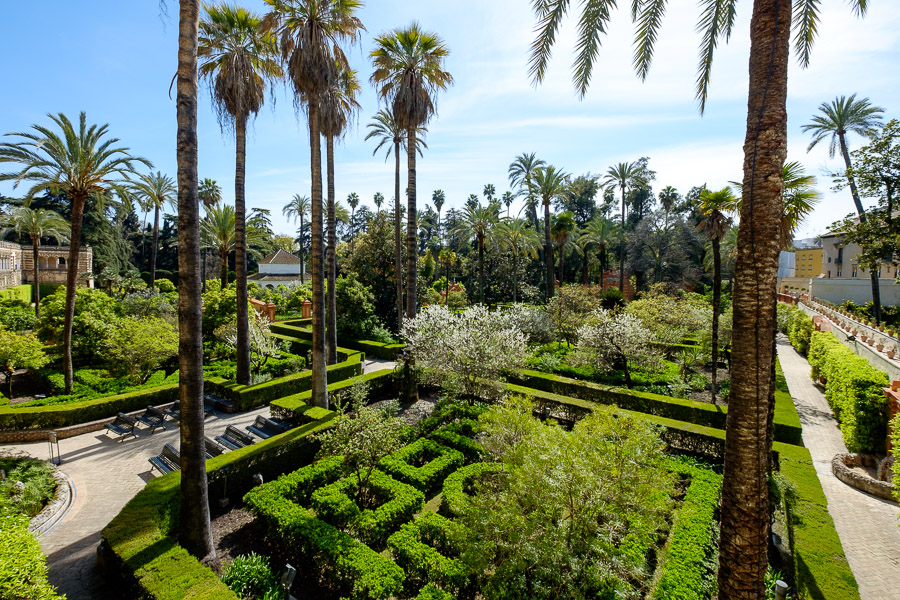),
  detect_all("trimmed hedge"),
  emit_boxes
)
[439,462,504,518]
[310,469,425,550]
[507,367,803,446]
[784,305,814,355]
[274,319,404,360]
[416,584,456,600]
[429,420,483,462]
[387,512,468,596]
[808,331,890,453]
[650,461,721,599]
[0,508,64,600]
[379,439,465,494]
[0,284,32,304]
[270,369,395,423]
